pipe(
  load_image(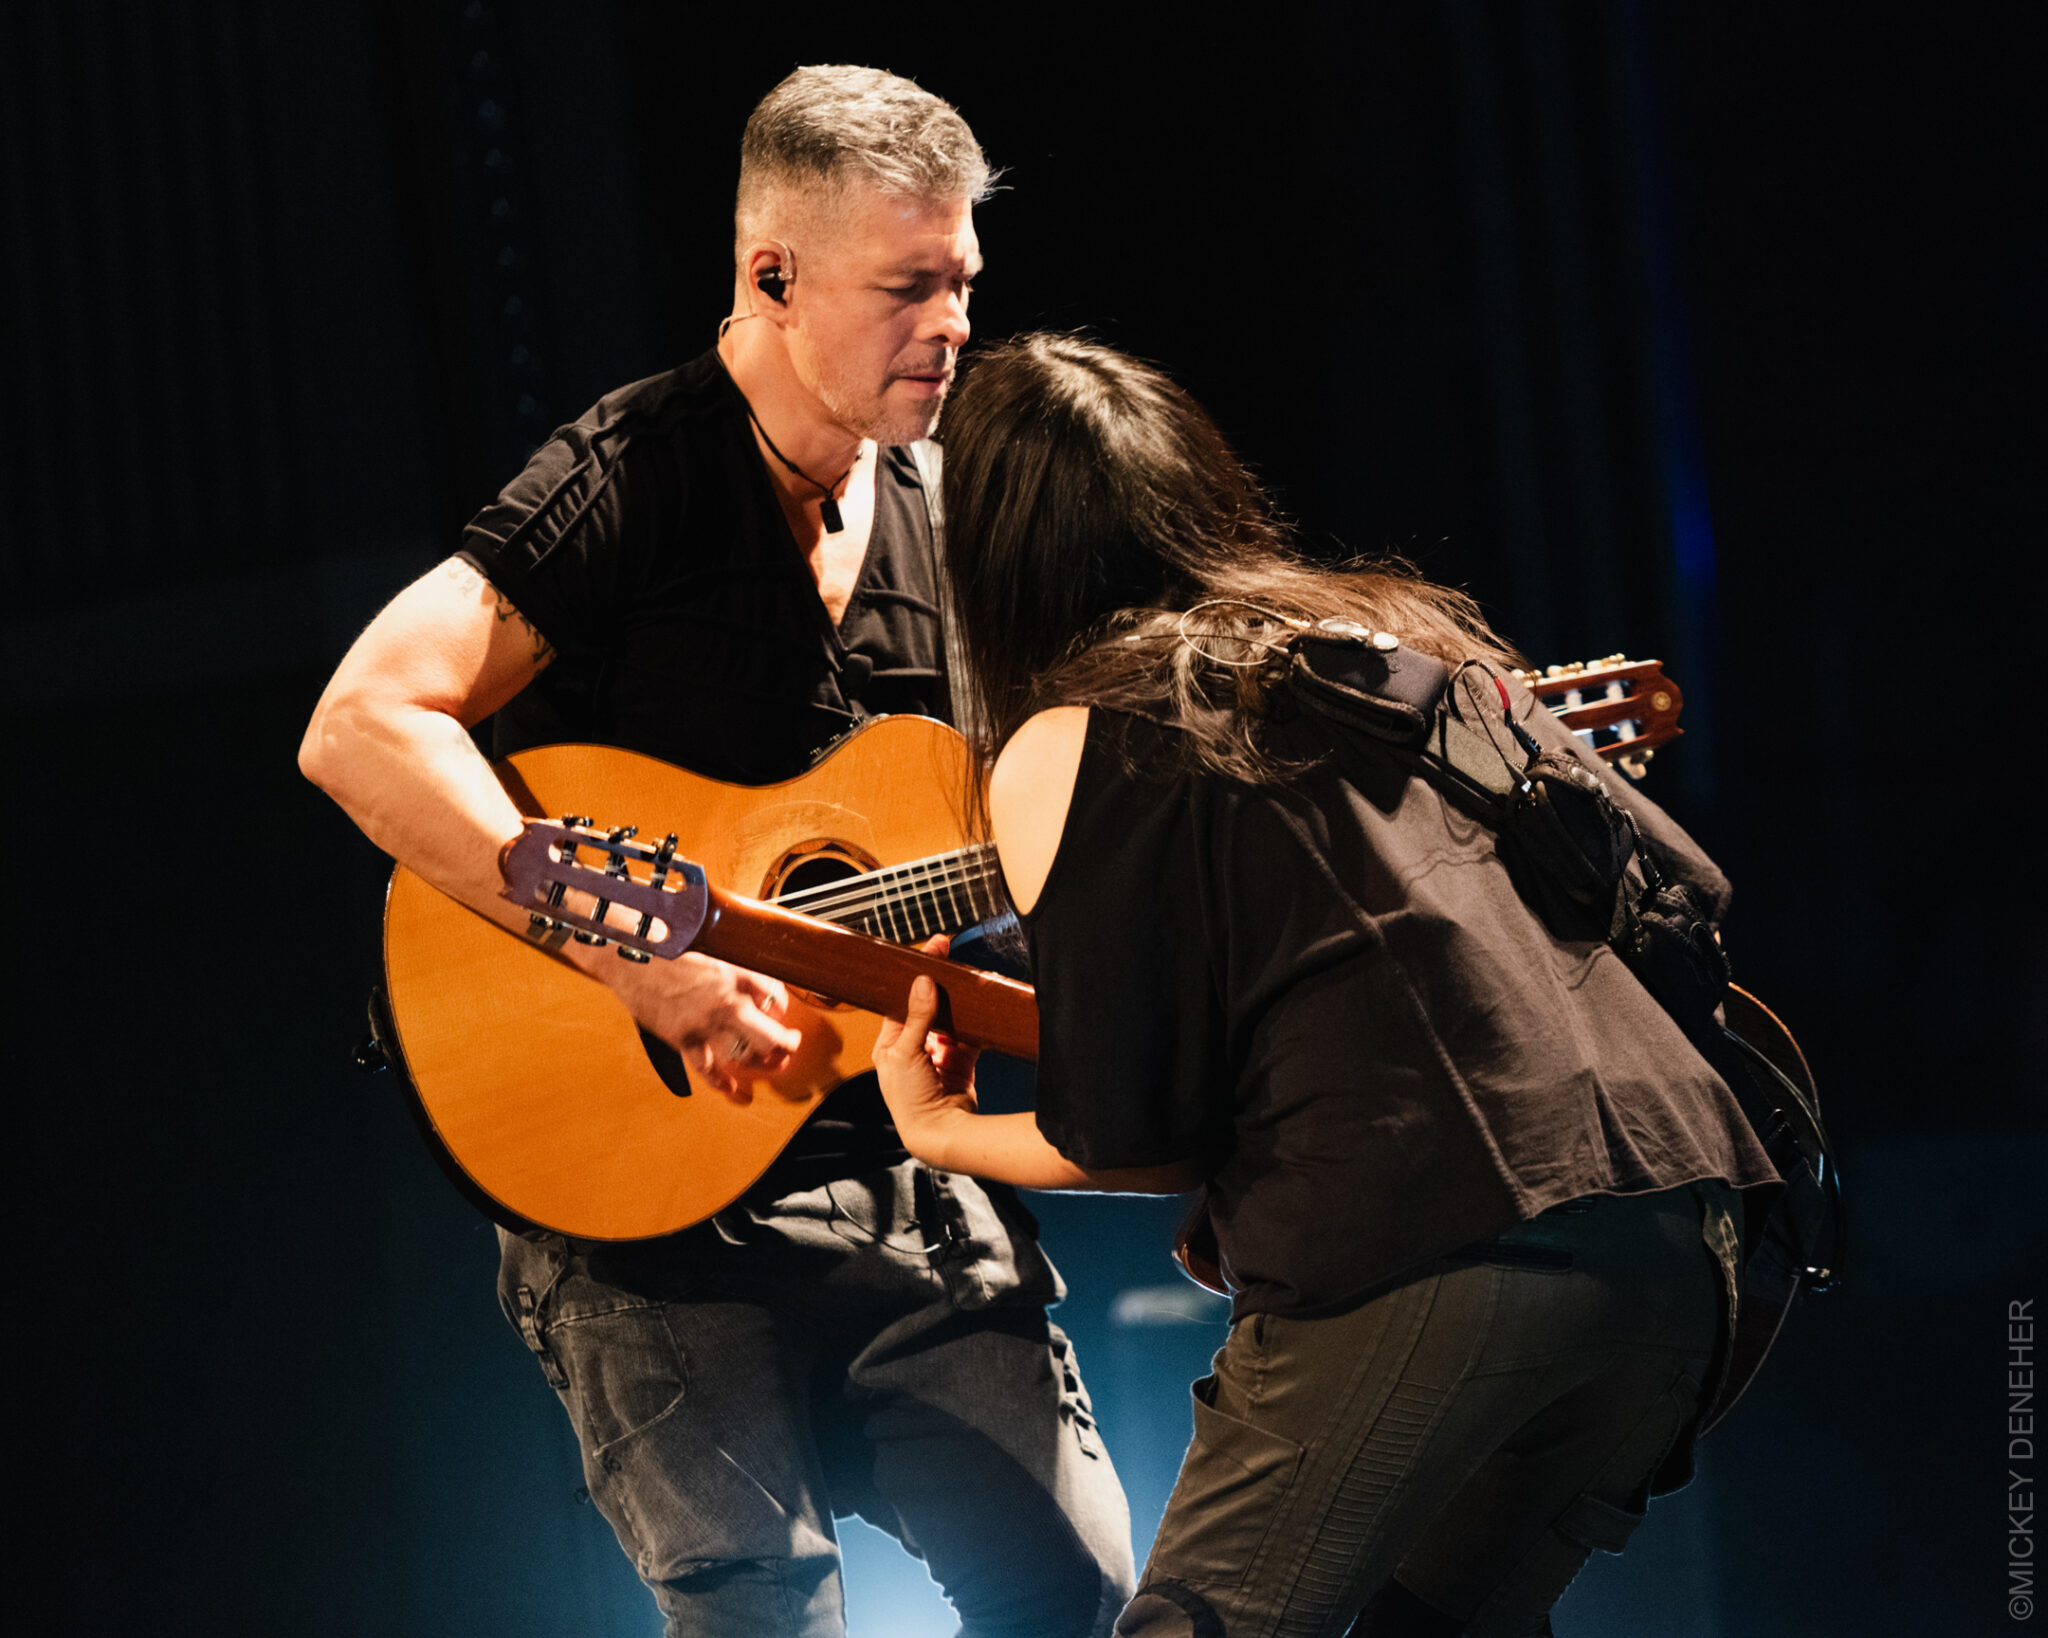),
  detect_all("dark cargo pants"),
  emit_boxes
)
[1117,1185,1735,1638]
